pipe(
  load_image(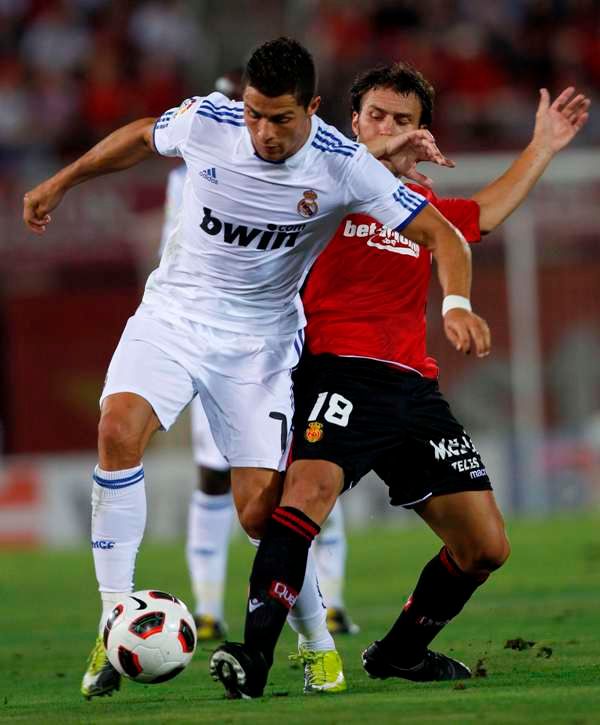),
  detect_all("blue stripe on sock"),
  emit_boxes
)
[93,468,144,489]
[195,500,233,511]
